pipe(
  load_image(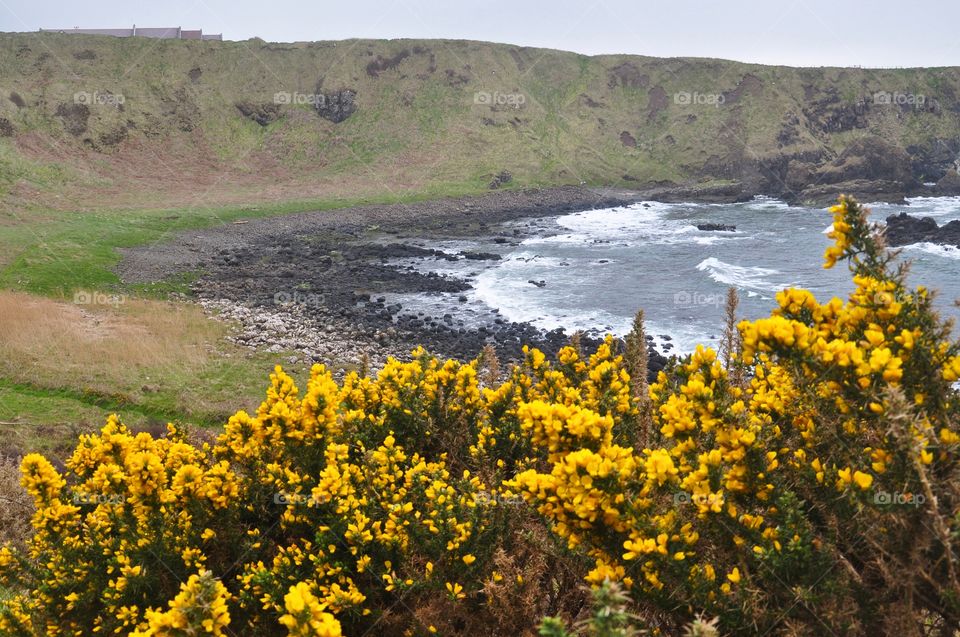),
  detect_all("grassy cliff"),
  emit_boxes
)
[1,33,959,212]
